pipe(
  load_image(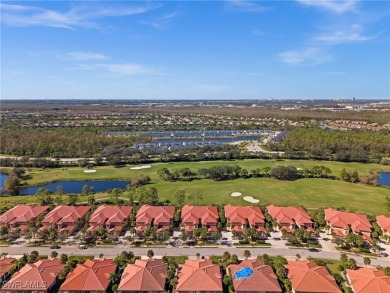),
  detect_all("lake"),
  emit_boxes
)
[0,172,129,195]
[379,172,390,187]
